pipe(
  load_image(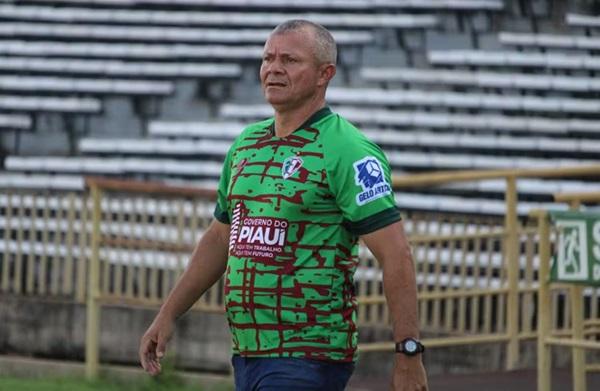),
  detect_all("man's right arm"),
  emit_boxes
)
[139,219,230,375]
